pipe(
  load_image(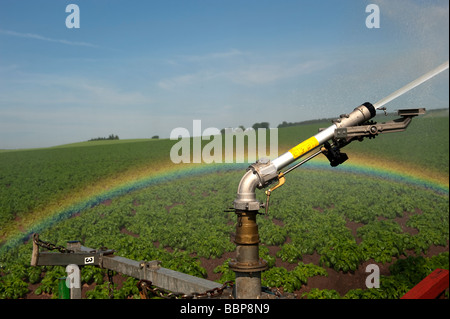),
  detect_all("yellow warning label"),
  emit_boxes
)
[288,137,319,159]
